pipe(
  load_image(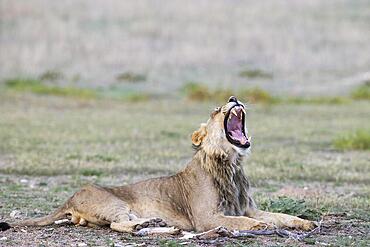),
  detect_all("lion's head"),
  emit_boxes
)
[192,96,251,156]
